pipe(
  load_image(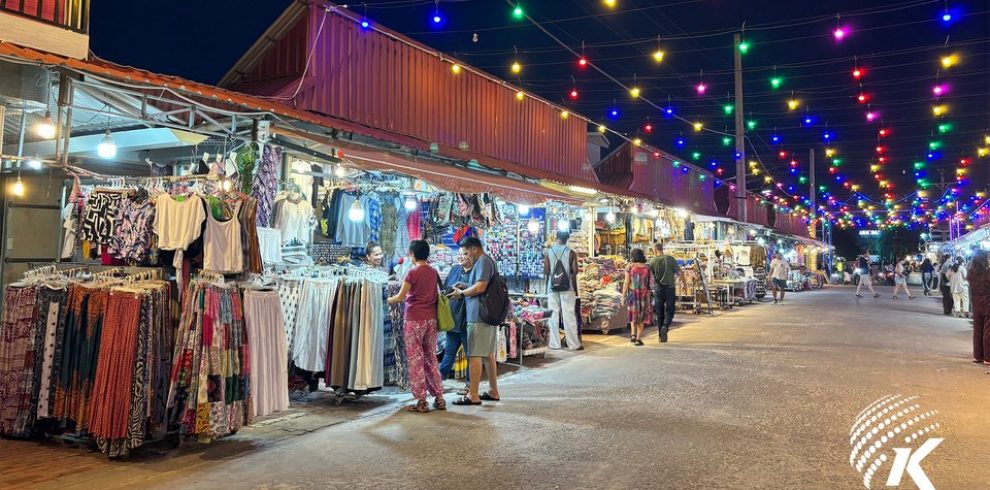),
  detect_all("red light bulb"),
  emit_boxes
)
[878,128,888,137]
[644,124,653,133]
[852,68,863,79]
[778,150,787,159]
[578,57,588,68]
[857,94,867,103]
[569,89,579,100]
